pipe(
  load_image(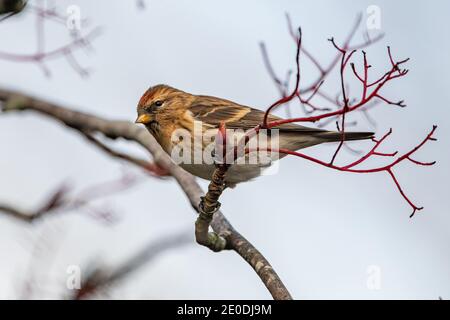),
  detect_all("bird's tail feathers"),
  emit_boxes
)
[316,131,374,142]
